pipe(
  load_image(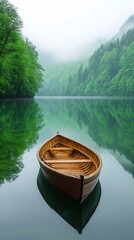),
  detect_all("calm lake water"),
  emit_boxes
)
[0,97,134,240]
